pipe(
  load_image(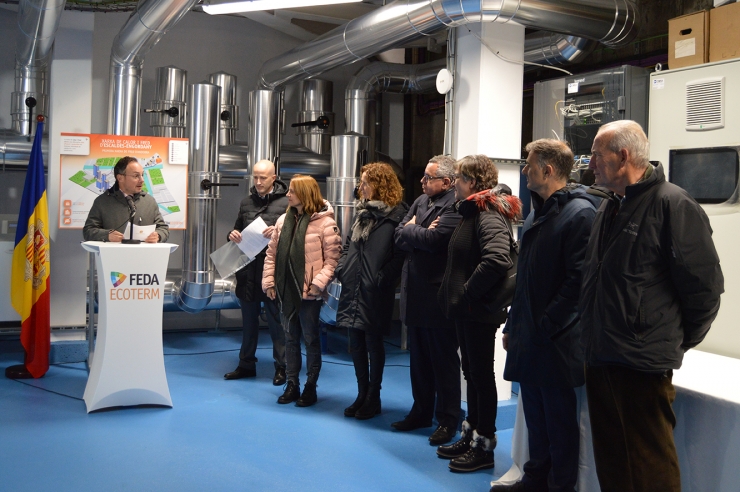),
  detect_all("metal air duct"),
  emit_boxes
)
[524,31,596,69]
[175,82,221,313]
[107,0,198,136]
[344,58,445,152]
[327,135,368,244]
[258,0,637,91]
[149,65,187,137]
[209,72,239,147]
[247,90,283,174]
[296,79,334,155]
[12,0,67,135]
